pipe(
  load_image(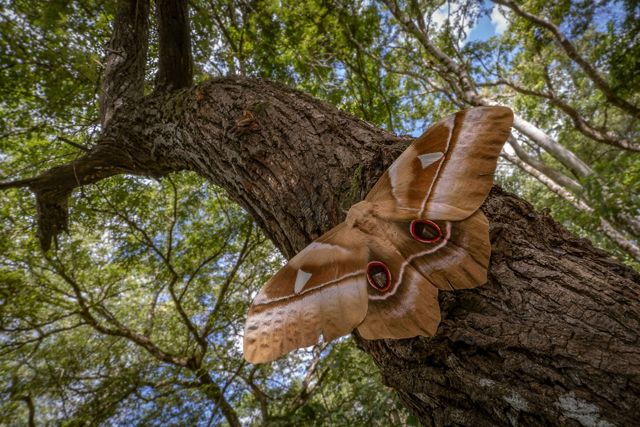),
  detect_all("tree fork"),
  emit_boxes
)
[1,77,638,424]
